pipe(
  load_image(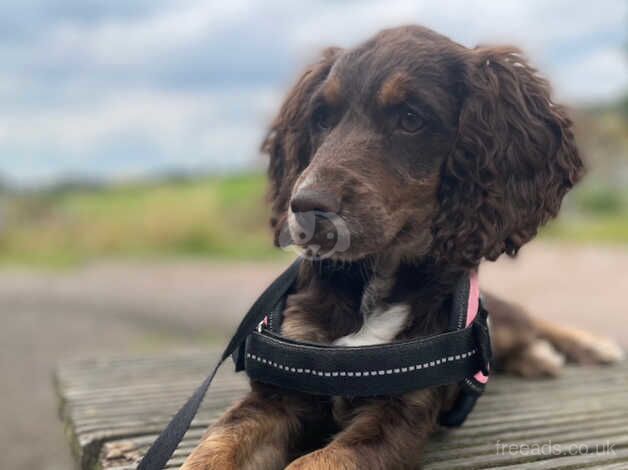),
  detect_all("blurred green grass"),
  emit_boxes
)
[0,173,626,267]
[0,173,283,266]
[541,184,628,244]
